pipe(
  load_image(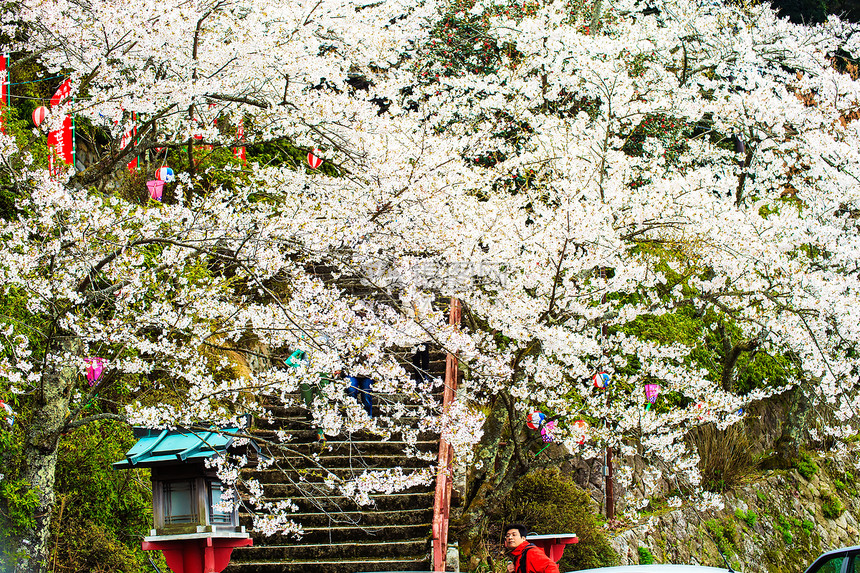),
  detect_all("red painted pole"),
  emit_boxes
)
[432,297,461,572]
